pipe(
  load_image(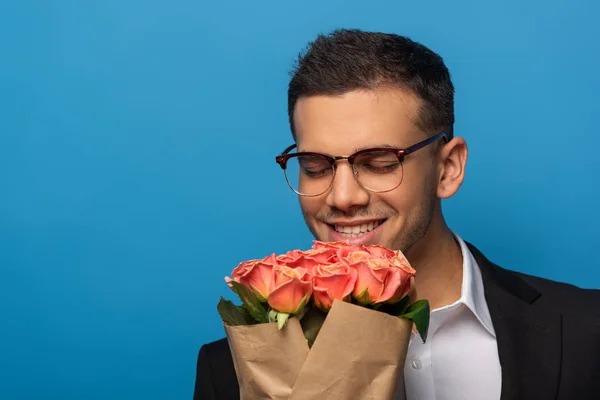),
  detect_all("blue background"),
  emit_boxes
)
[1,0,599,398]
